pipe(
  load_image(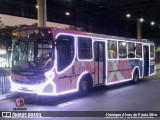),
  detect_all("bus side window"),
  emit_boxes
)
[78,37,92,60]
[128,42,135,58]
[108,40,117,59]
[94,43,98,61]
[99,44,103,61]
[56,35,75,72]
[118,41,127,58]
[136,43,142,58]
